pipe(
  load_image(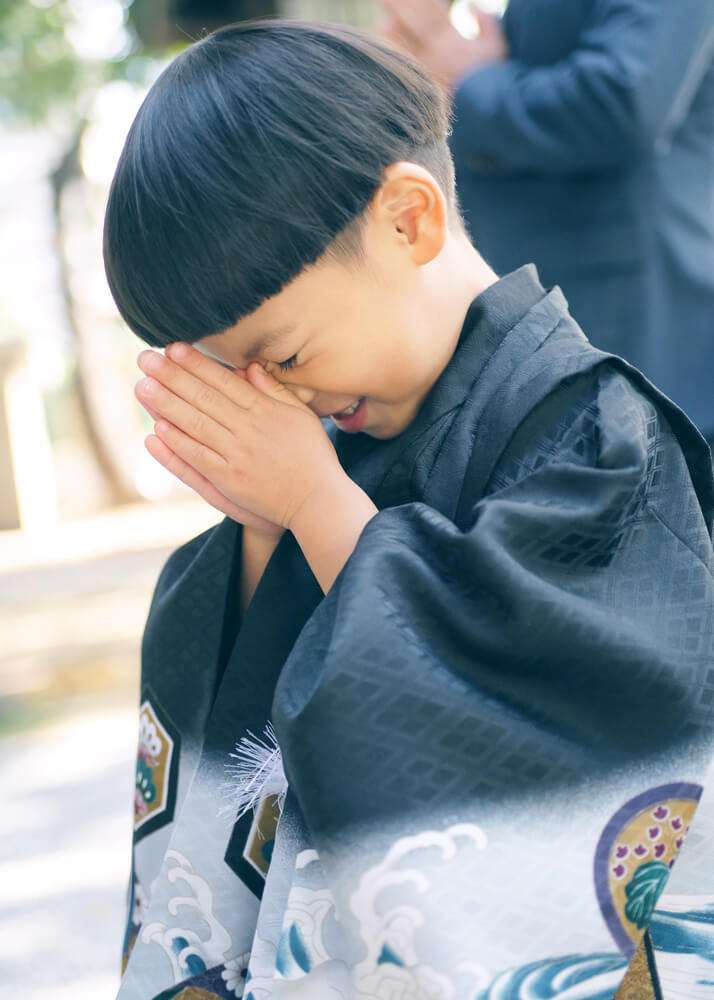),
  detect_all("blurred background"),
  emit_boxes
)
[1,2,508,997]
